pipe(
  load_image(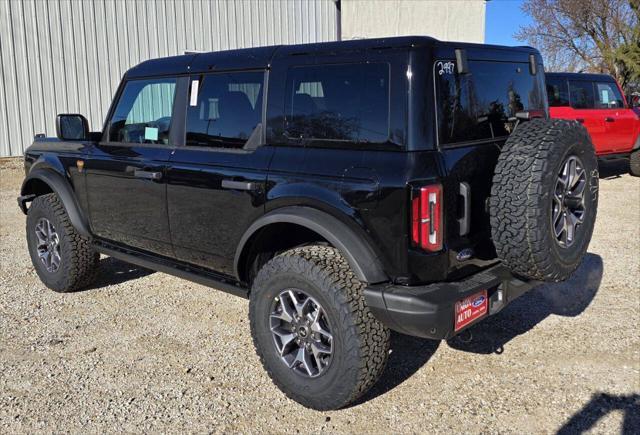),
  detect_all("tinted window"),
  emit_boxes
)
[435,60,545,145]
[284,63,390,144]
[108,78,176,144]
[595,82,624,109]
[186,71,263,148]
[546,76,569,107]
[569,81,595,109]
